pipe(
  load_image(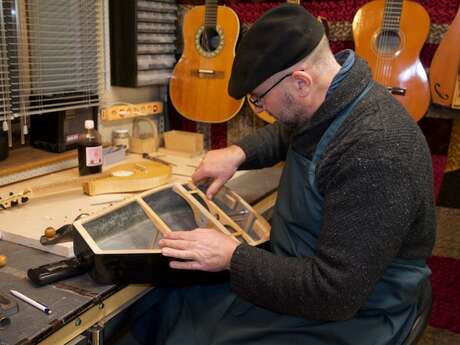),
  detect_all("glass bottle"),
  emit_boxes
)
[78,120,102,176]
